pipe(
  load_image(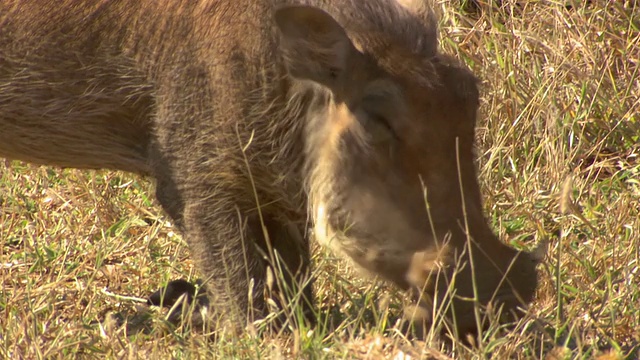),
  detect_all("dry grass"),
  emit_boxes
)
[1,1,639,359]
